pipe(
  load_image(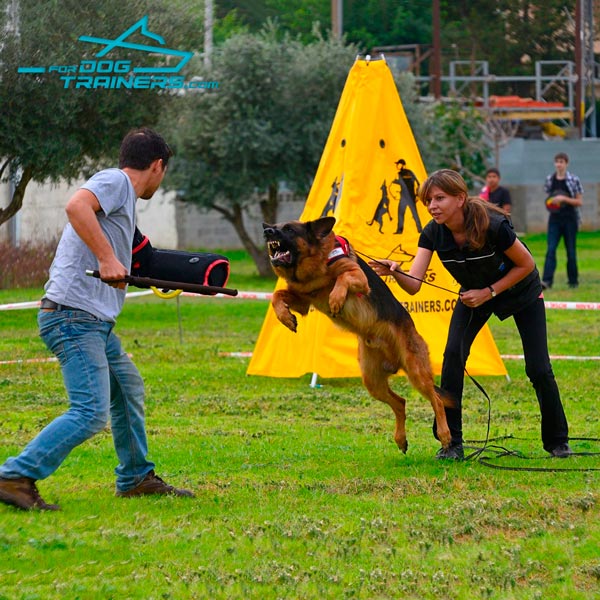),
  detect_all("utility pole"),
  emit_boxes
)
[583,0,597,137]
[575,0,583,136]
[331,0,342,39]
[204,0,213,69]
[3,0,22,247]
[431,0,442,98]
